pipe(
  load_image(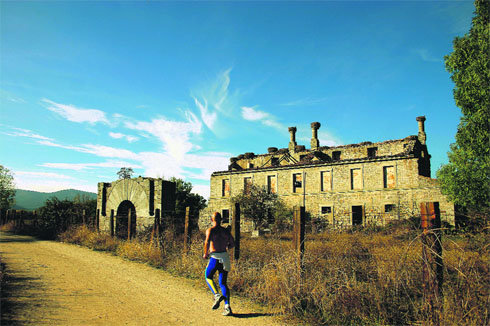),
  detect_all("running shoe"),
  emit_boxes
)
[222,305,232,316]
[212,294,222,310]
